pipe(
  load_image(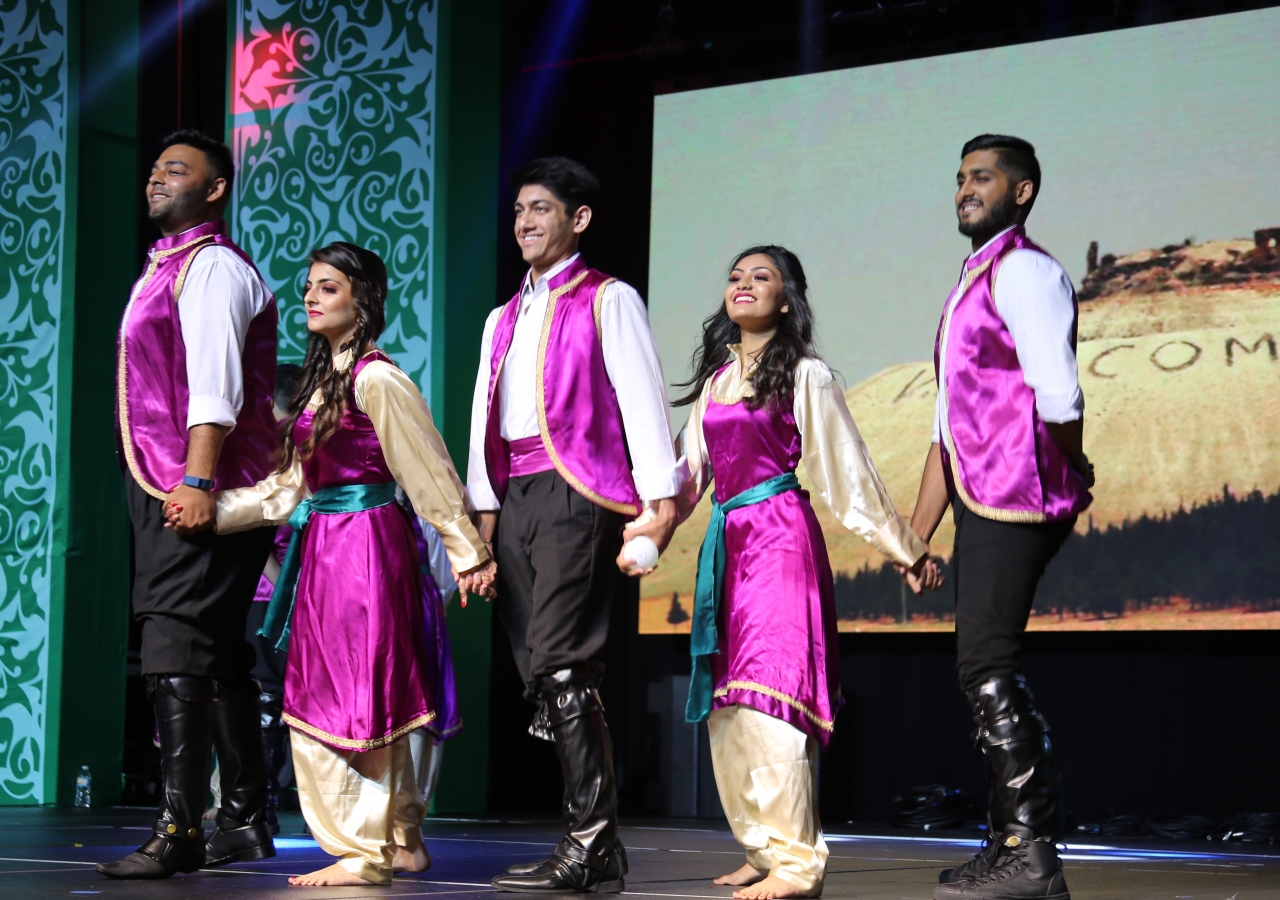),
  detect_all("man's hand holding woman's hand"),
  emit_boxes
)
[616,498,678,577]
[456,559,498,608]
[896,556,945,596]
[162,486,217,537]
